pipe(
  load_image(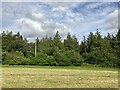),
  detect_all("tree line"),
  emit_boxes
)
[1,29,120,68]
